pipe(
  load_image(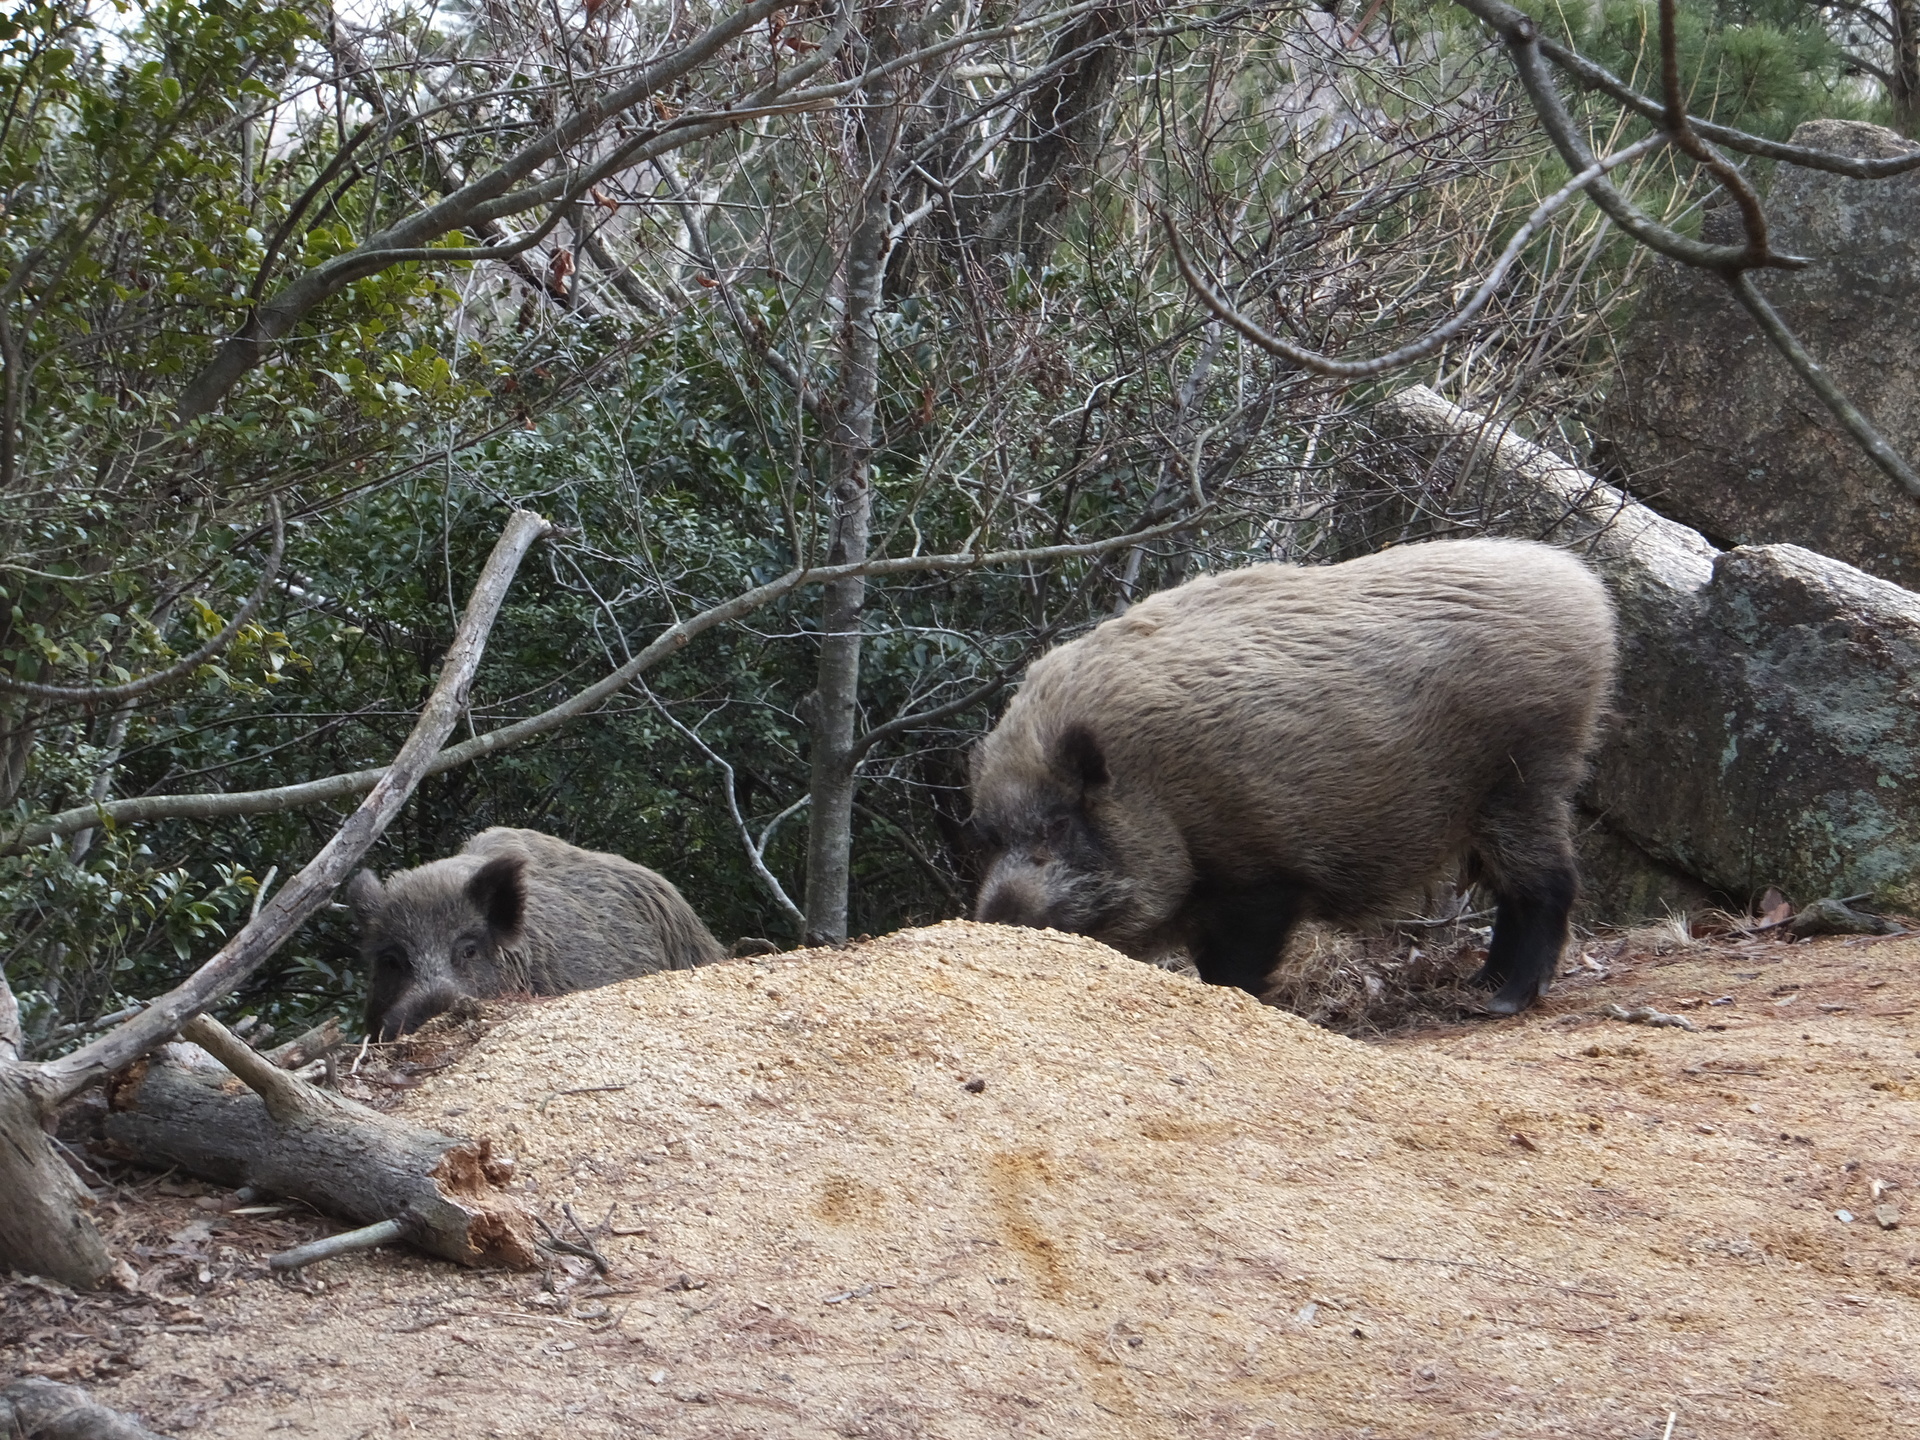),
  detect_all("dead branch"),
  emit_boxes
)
[1162,133,1666,379]
[101,1015,537,1270]
[170,0,1111,426]
[4,511,1207,854]
[1723,270,1920,498]
[37,508,551,1102]
[1170,0,1920,501]
[1499,0,1920,496]
[0,510,546,1288]
[268,1219,404,1272]
[264,1017,345,1070]
[1532,32,1920,179]
[172,0,789,423]
[641,687,807,929]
